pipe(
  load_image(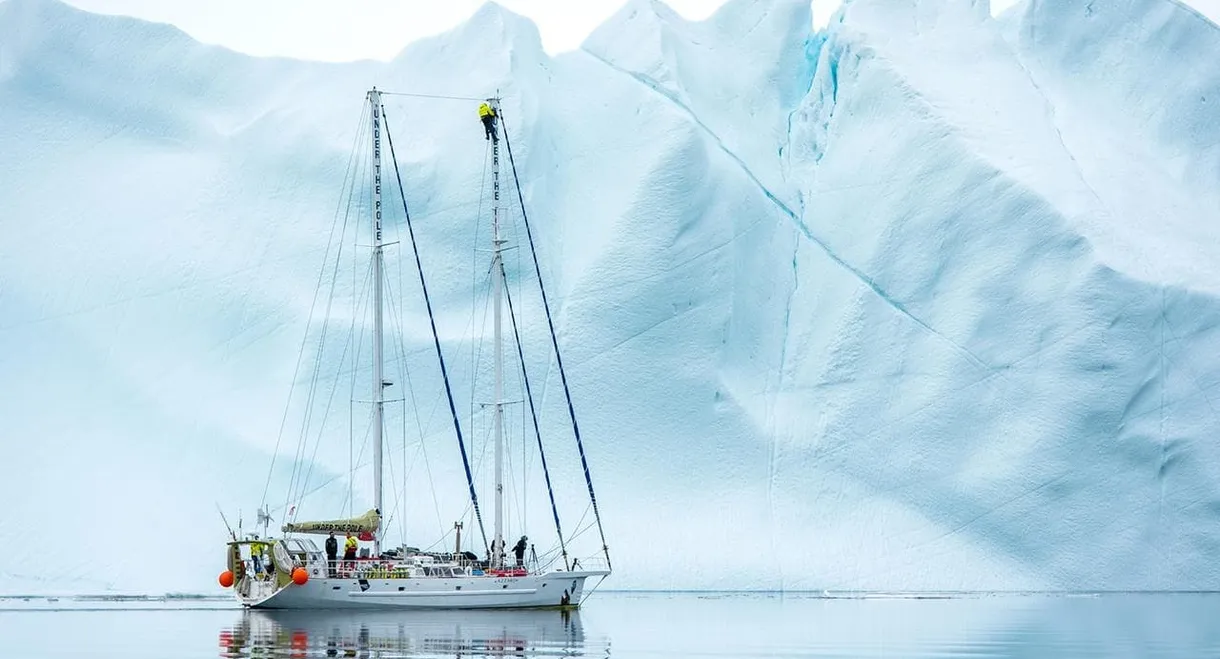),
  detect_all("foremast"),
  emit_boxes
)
[369,87,386,556]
